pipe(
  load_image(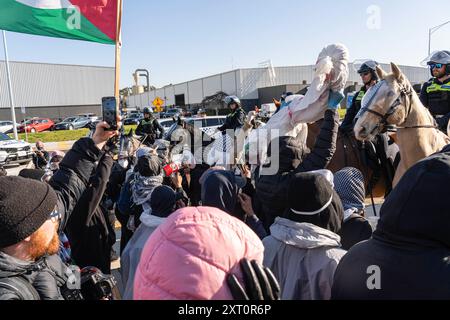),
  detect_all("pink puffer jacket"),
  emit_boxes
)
[133,206,264,300]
